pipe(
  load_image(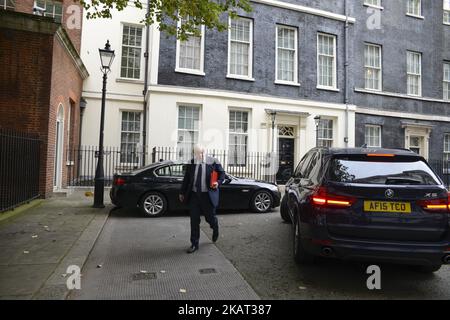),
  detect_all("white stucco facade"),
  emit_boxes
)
[79,3,159,149]
[146,85,356,166]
